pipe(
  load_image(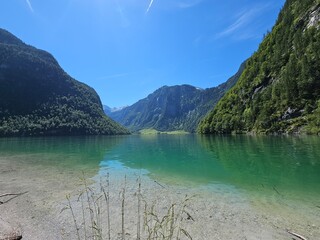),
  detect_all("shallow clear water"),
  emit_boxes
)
[0,134,319,205]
